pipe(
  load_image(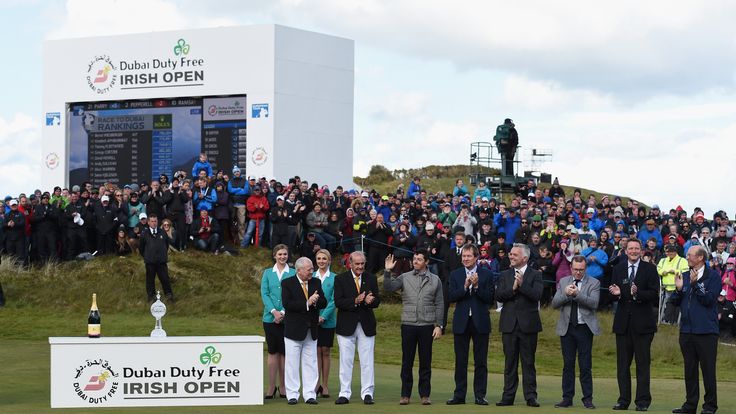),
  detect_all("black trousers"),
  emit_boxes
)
[561,323,594,402]
[453,316,489,400]
[95,232,114,255]
[64,229,87,260]
[615,331,653,407]
[4,237,26,263]
[145,263,173,298]
[0,280,5,306]
[400,324,434,398]
[169,213,187,250]
[679,333,718,412]
[501,328,538,402]
[35,230,57,262]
